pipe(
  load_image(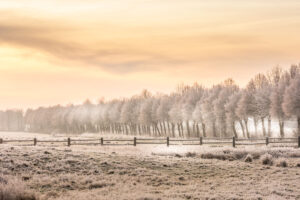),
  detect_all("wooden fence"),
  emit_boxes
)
[0,136,299,148]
